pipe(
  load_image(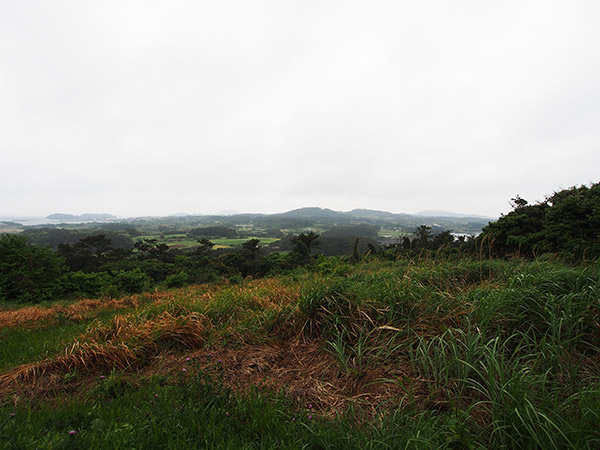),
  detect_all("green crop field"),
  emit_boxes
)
[1,257,599,448]
[211,237,280,247]
[135,235,280,250]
